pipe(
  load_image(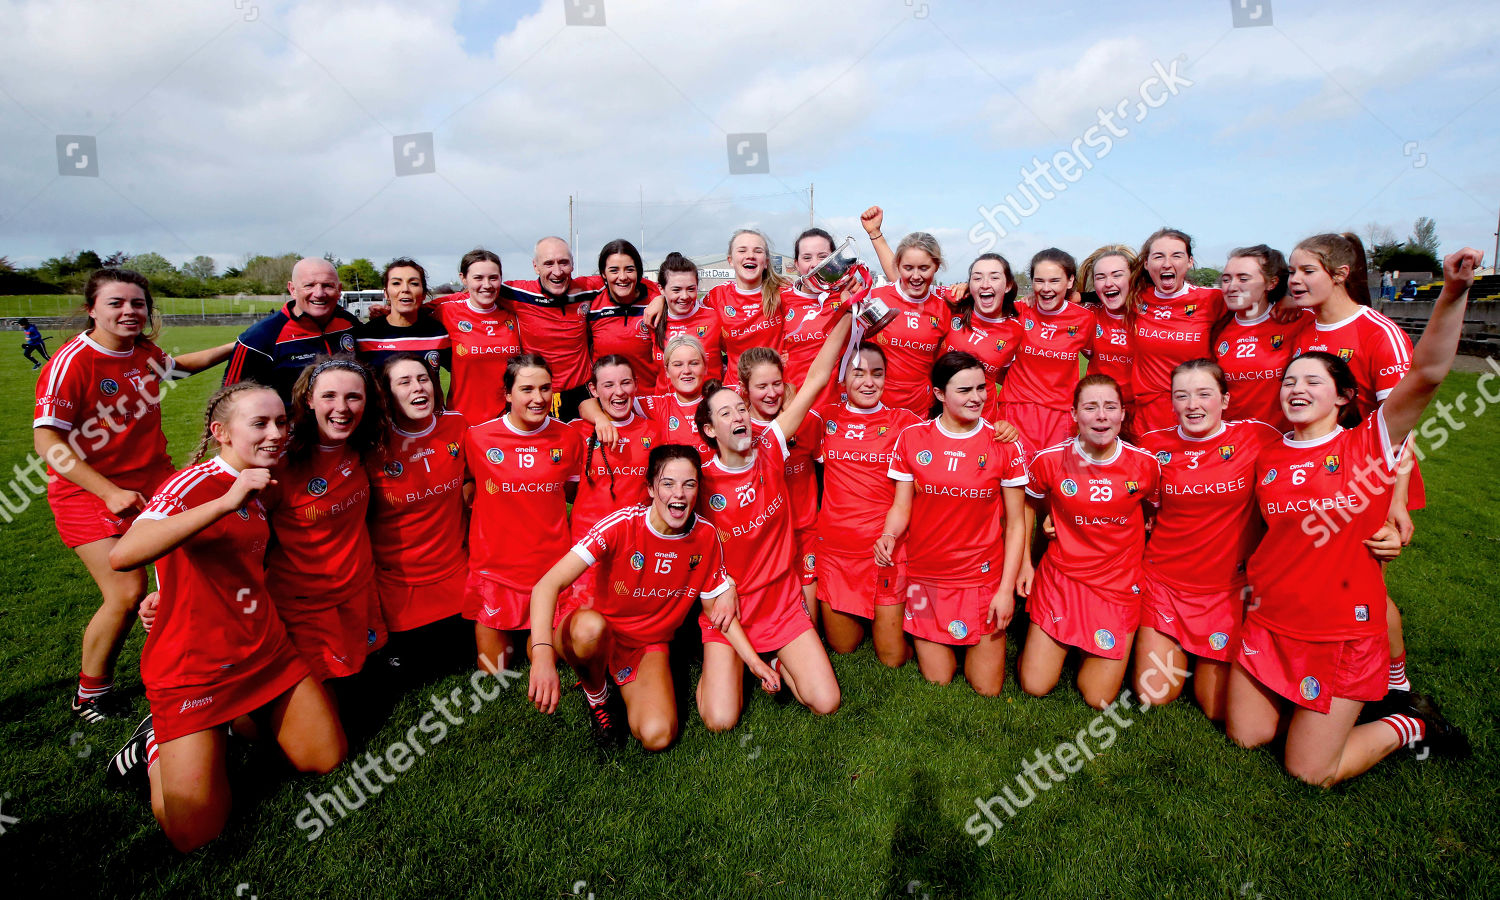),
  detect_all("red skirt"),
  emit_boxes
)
[1236,618,1385,714]
[701,570,813,654]
[1027,556,1141,660]
[147,639,309,742]
[816,545,906,619]
[1140,567,1242,662]
[902,579,999,646]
